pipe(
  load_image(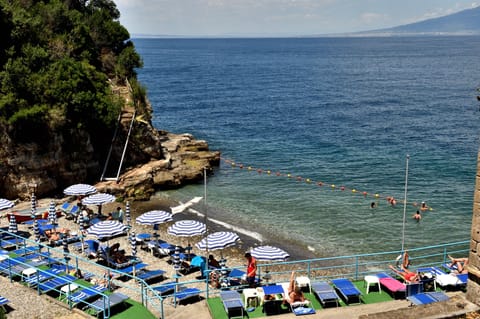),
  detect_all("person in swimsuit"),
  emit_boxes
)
[287,271,308,303]
[389,265,419,283]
